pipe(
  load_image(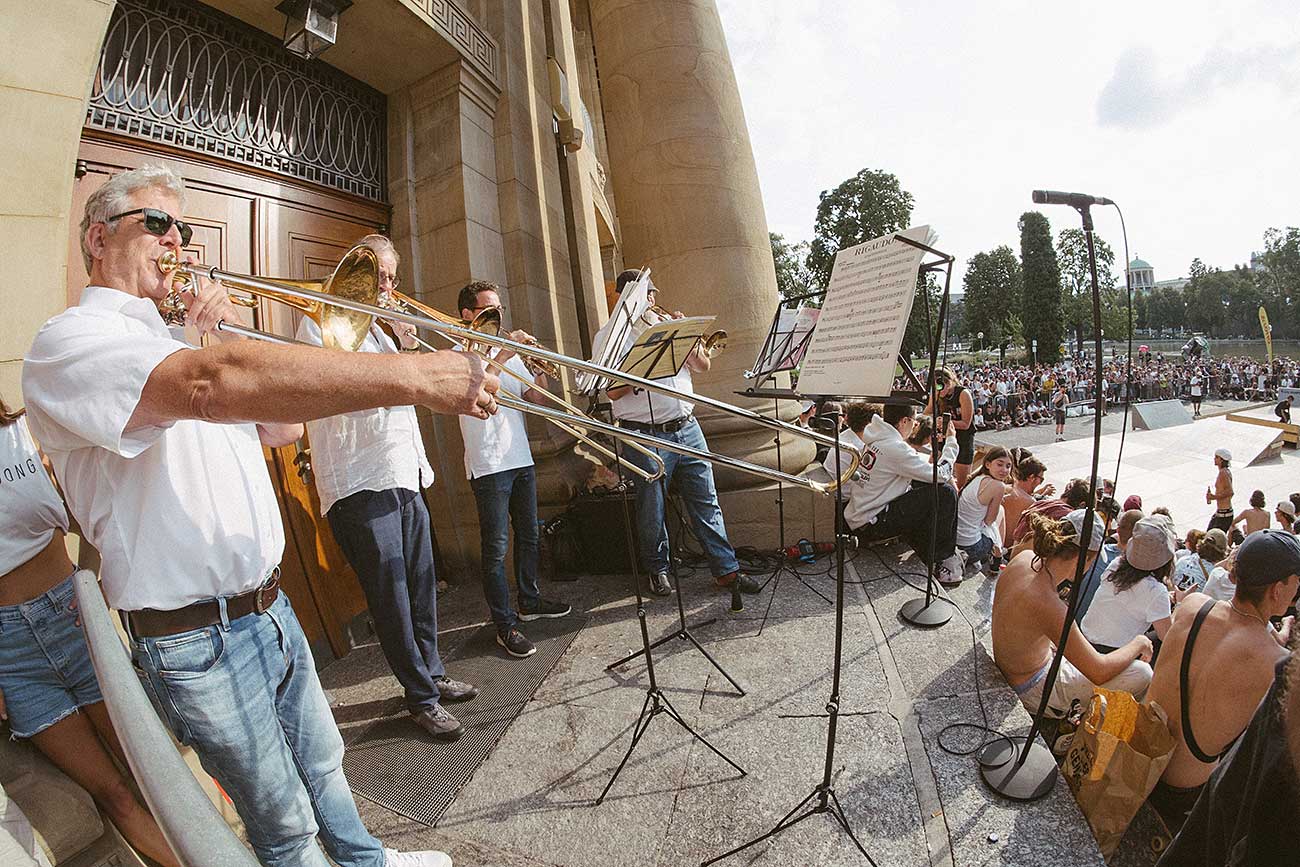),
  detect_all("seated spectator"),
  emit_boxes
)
[905,412,933,453]
[842,404,963,583]
[1175,528,1205,563]
[1081,514,1177,651]
[1145,530,1300,834]
[1173,529,1229,594]
[1153,646,1299,867]
[1275,499,1296,534]
[1010,477,1093,547]
[992,510,1154,717]
[1231,490,1272,538]
[1123,494,1143,513]
[1002,455,1047,550]
[1199,551,1238,603]
[972,409,987,431]
[1076,508,1145,624]
[955,447,1013,576]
